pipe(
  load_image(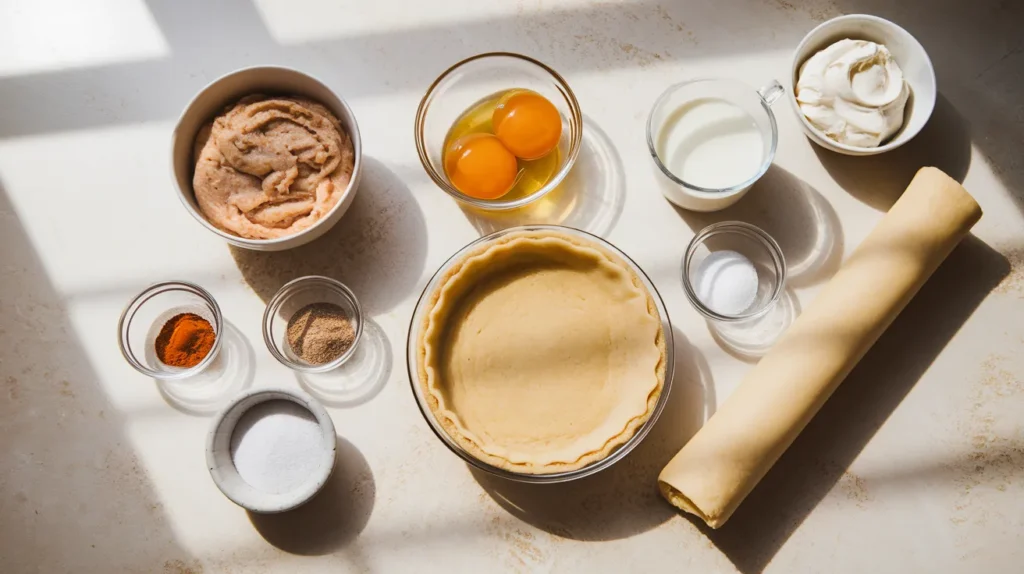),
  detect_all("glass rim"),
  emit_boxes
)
[682,221,788,322]
[117,280,225,380]
[262,275,364,373]
[405,224,675,483]
[414,52,584,211]
[646,78,779,195]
